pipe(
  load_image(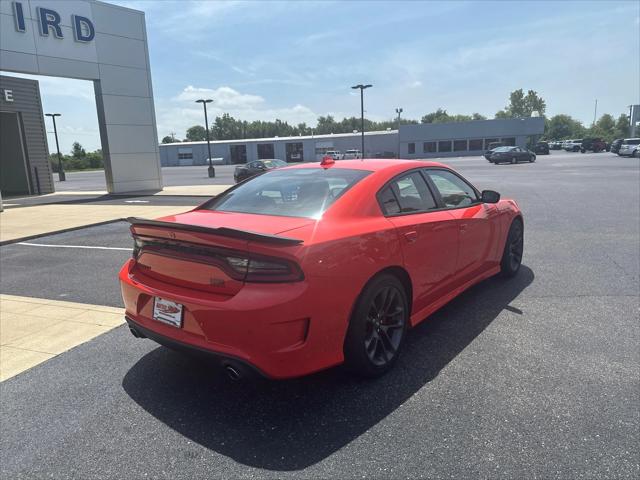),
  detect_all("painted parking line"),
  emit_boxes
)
[17,242,131,251]
[0,294,125,381]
